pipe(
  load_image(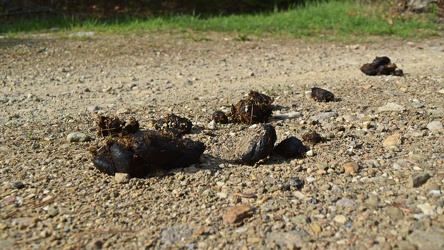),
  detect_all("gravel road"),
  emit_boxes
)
[1,32,444,249]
